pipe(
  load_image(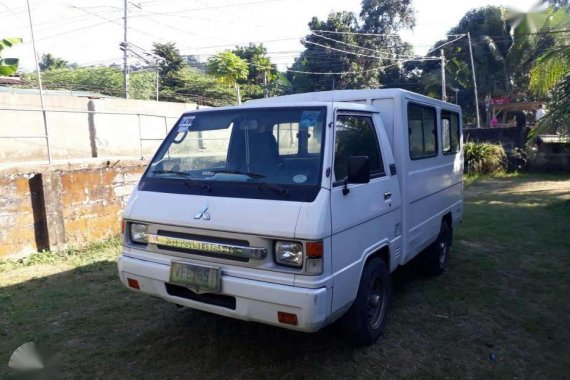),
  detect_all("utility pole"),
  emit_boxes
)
[123,0,129,99]
[26,0,51,163]
[467,32,481,128]
[440,49,446,101]
[452,87,459,104]
[155,69,159,101]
